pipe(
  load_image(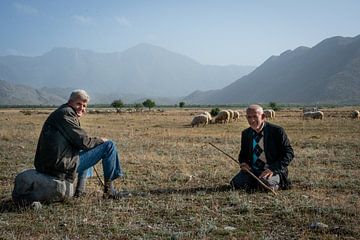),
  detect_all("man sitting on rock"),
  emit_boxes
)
[34,89,125,199]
